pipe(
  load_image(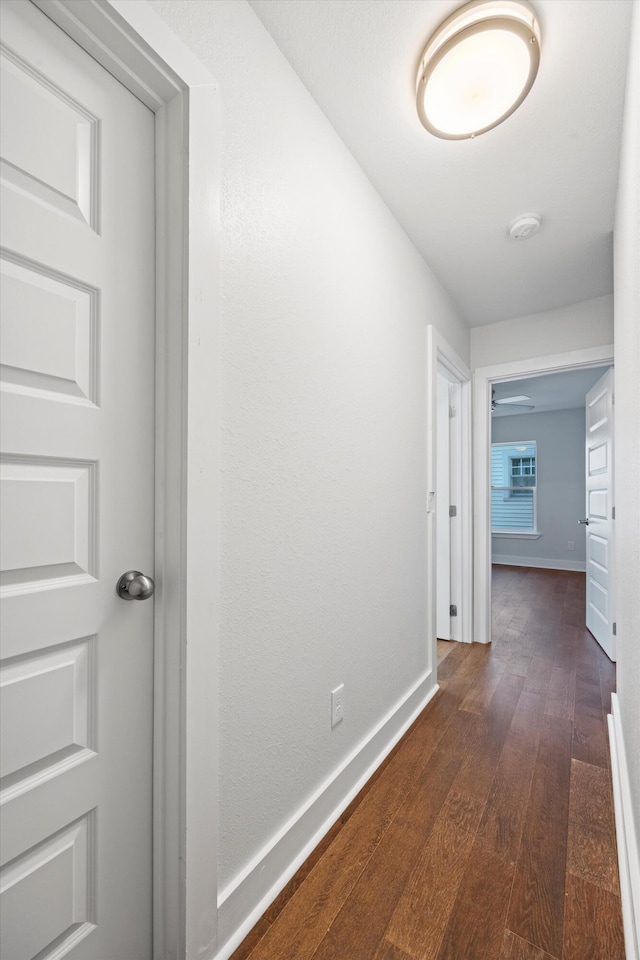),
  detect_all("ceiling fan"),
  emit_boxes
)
[491,390,535,413]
